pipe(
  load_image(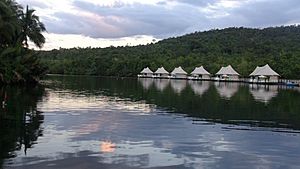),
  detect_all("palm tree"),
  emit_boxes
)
[19,5,46,48]
[0,1,47,84]
[0,0,22,47]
